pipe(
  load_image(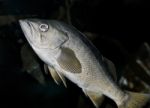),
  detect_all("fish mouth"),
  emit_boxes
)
[19,19,34,44]
[19,19,31,33]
